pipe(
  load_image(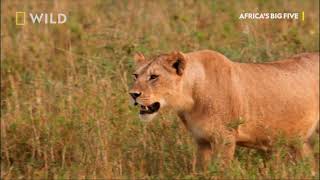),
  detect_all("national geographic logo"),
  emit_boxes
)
[16,12,67,25]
